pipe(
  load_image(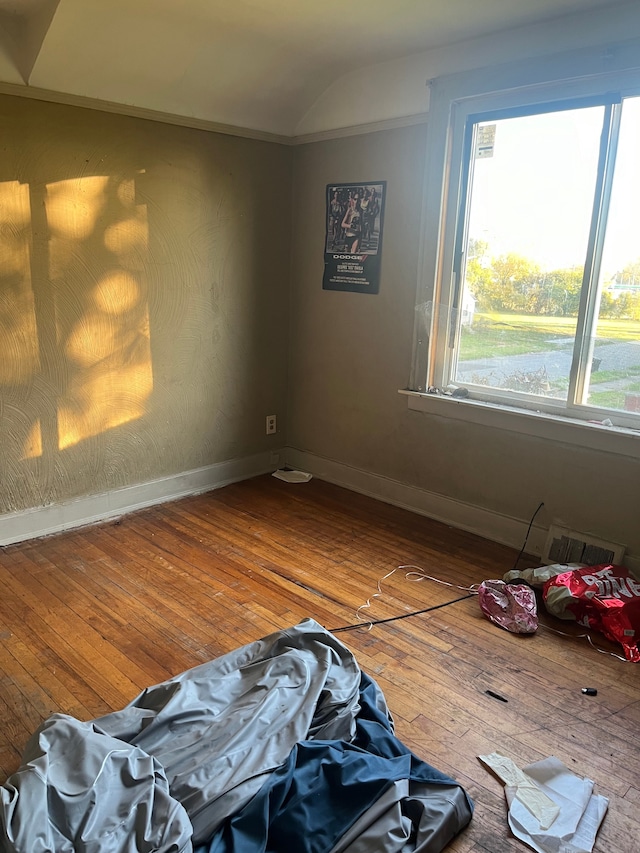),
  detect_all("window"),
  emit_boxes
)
[422,75,640,431]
